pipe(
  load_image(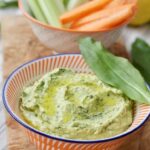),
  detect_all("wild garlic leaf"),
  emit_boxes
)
[79,37,150,104]
[131,38,150,85]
